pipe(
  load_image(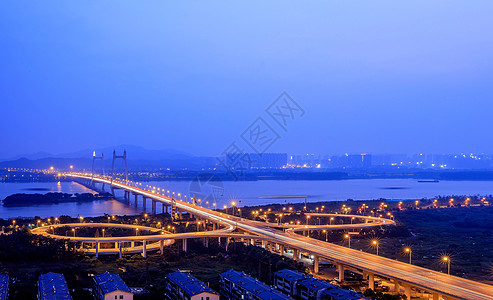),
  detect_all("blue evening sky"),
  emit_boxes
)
[1,1,492,158]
